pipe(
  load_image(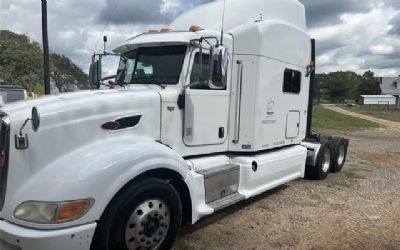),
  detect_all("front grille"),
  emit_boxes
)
[0,112,10,211]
